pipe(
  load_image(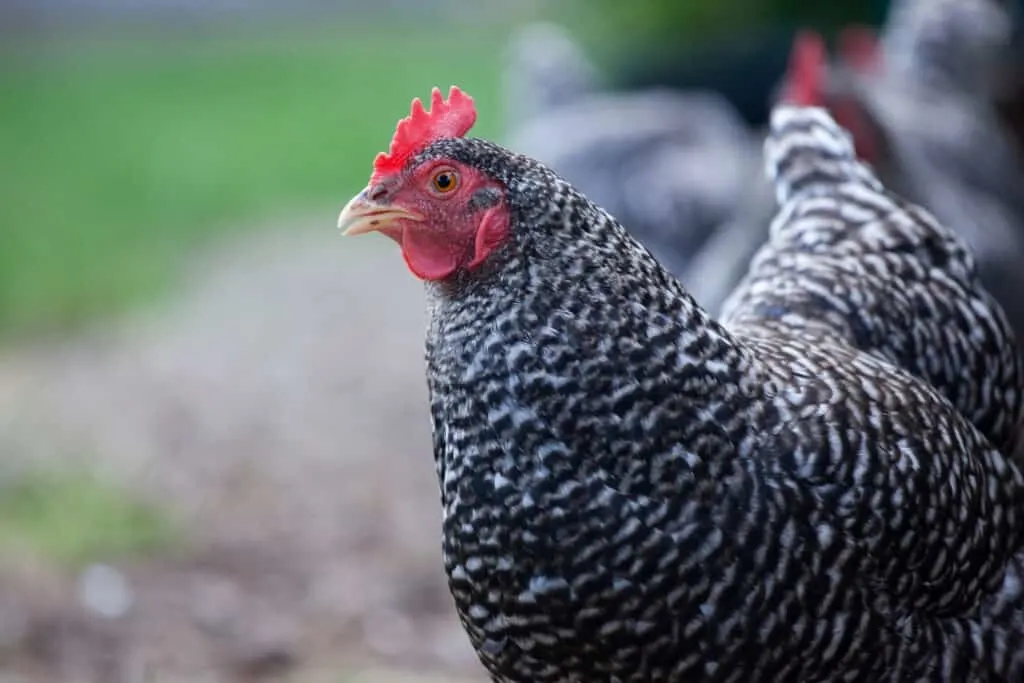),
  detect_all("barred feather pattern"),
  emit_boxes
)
[867,0,1024,366]
[720,106,1024,458]
[412,115,1024,681]
[813,0,1024,427]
